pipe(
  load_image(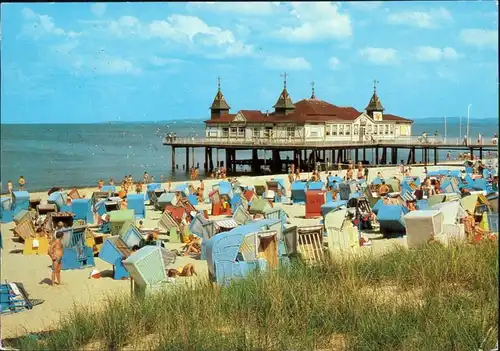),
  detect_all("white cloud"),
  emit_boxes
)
[328,57,341,70]
[359,47,399,65]
[276,3,352,42]
[264,56,311,70]
[95,56,142,75]
[436,67,458,82]
[147,15,253,56]
[91,3,106,17]
[187,2,280,15]
[348,2,382,11]
[415,46,460,61]
[149,56,184,66]
[387,7,452,28]
[21,7,80,38]
[460,29,498,48]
